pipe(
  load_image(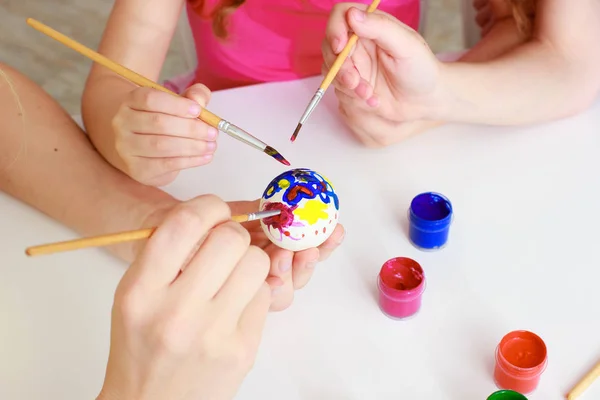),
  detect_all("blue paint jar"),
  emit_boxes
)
[408,192,453,251]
